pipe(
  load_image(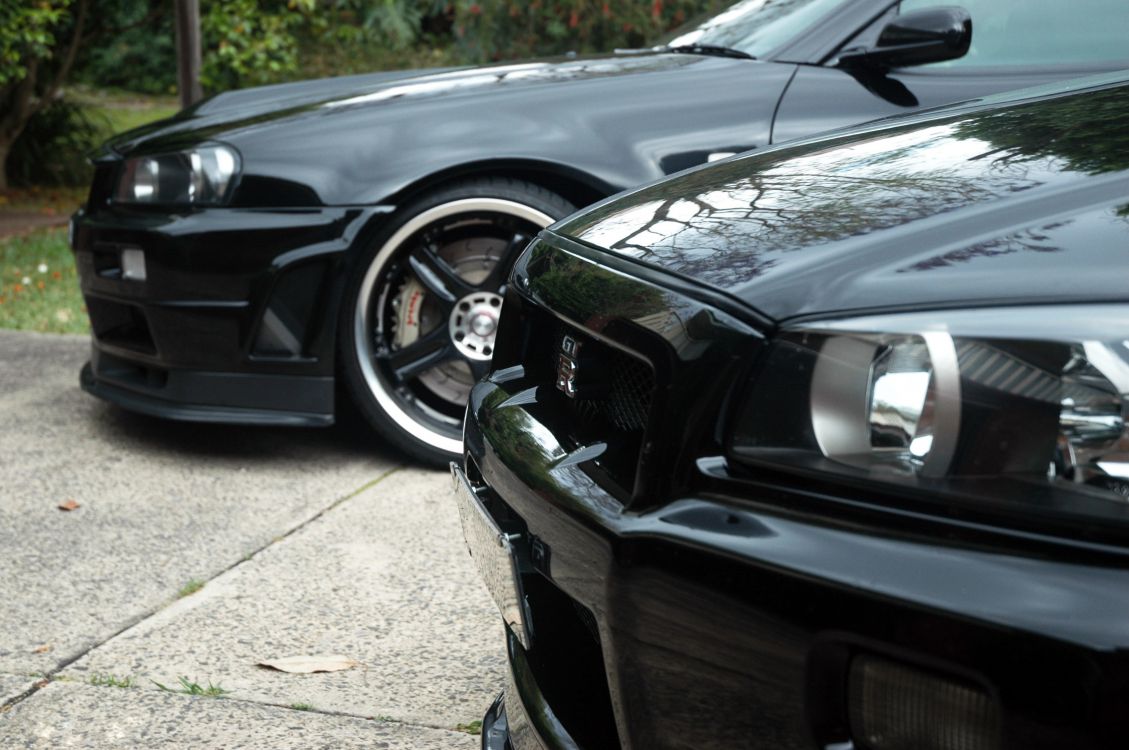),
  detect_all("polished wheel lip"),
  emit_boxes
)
[354,197,555,454]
